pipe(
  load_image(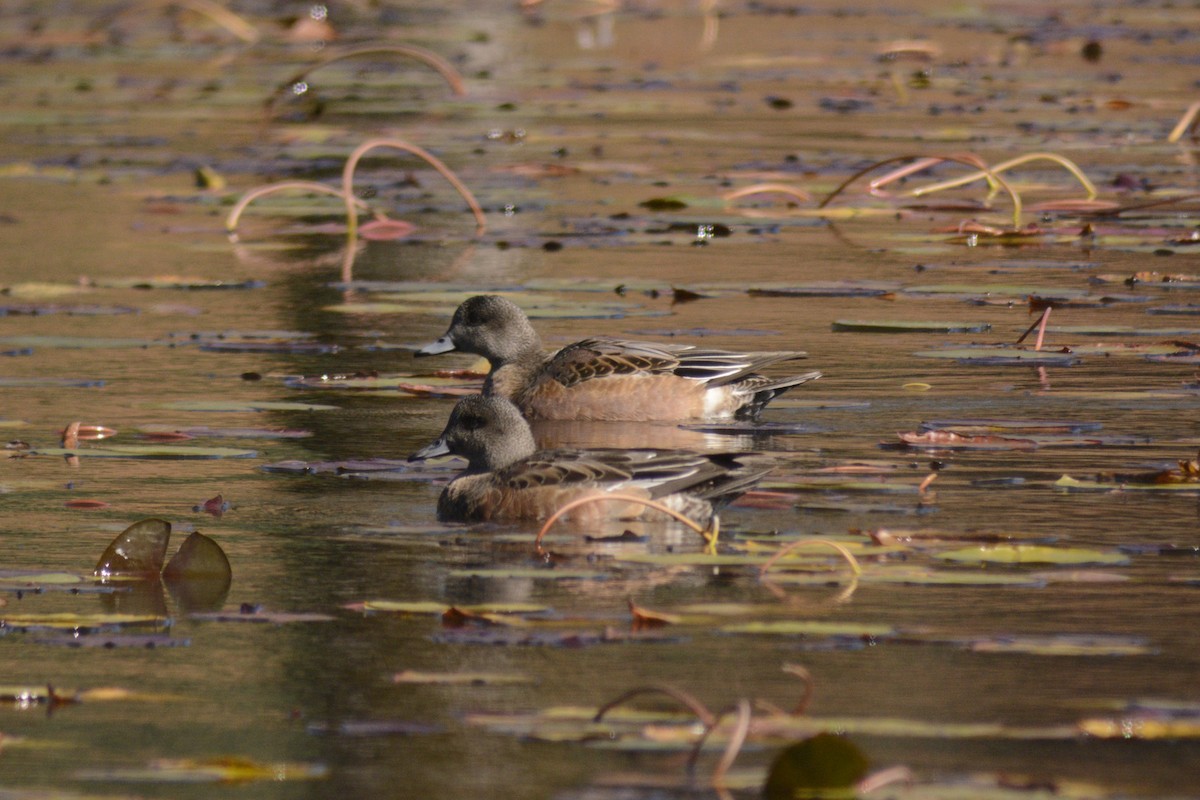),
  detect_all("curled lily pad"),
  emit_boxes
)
[94,518,171,578]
